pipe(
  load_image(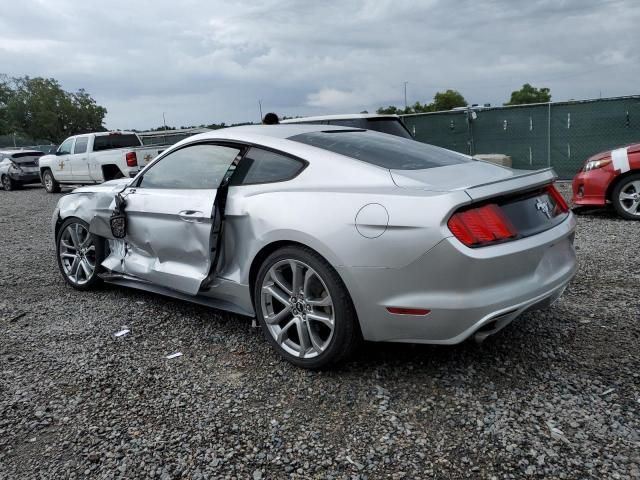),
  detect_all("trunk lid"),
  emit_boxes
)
[10,152,44,167]
[390,162,557,201]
